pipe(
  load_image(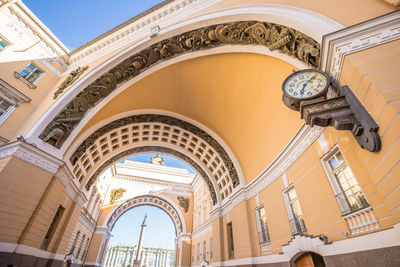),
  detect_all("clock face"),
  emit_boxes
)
[283,70,329,100]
